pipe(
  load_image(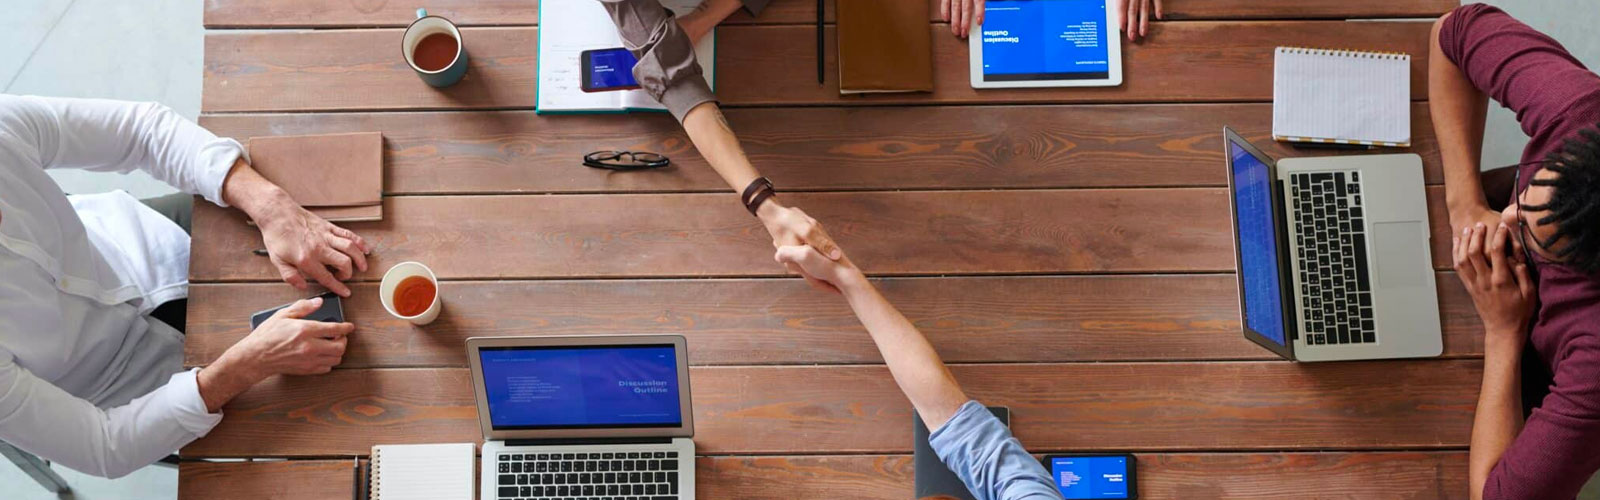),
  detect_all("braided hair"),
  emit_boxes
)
[1525,126,1600,273]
